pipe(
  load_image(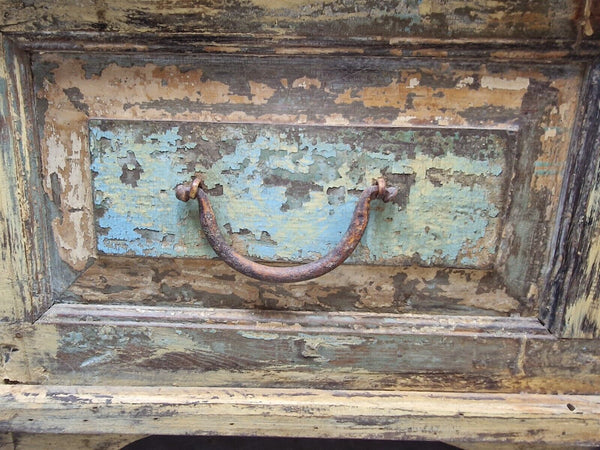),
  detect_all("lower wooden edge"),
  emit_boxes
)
[0,432,146,450]
[0,385,598,445]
